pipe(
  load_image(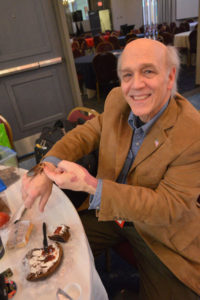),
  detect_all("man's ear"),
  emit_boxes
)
[167,67,176,90]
